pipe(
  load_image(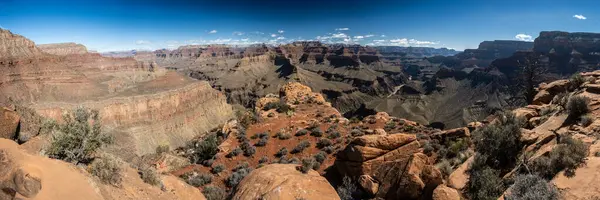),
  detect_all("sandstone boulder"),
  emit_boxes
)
[231,164,340,200]
[432,185,460,200]
[533,80,570,105]
[280,82,328,105]
[0,107,20,140]
[431,127,470,141]
[513,108,538,121]
[520,129,540,145]
[358,175,379,196]
[448,156,473,190]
